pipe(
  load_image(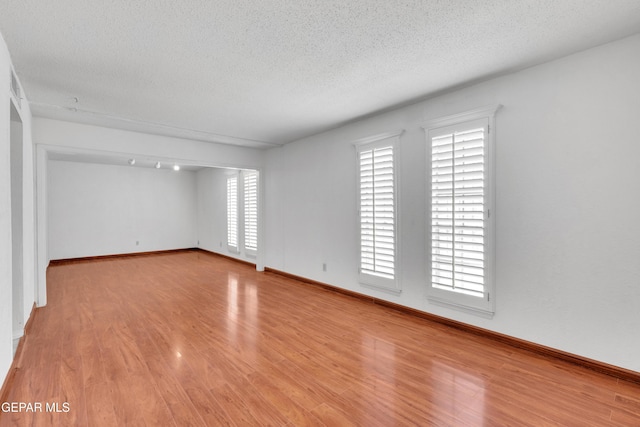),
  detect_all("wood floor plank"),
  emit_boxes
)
[176,374,233,427]
[1,250,639,426]
[59,355,88,426]
[247,371,321,426]
[143,355,208,427]
[233,376,292,426]
[84,381,119,427]
[310,403,359,427]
